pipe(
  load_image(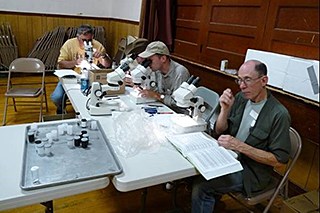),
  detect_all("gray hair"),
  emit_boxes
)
[77,24,94,36]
